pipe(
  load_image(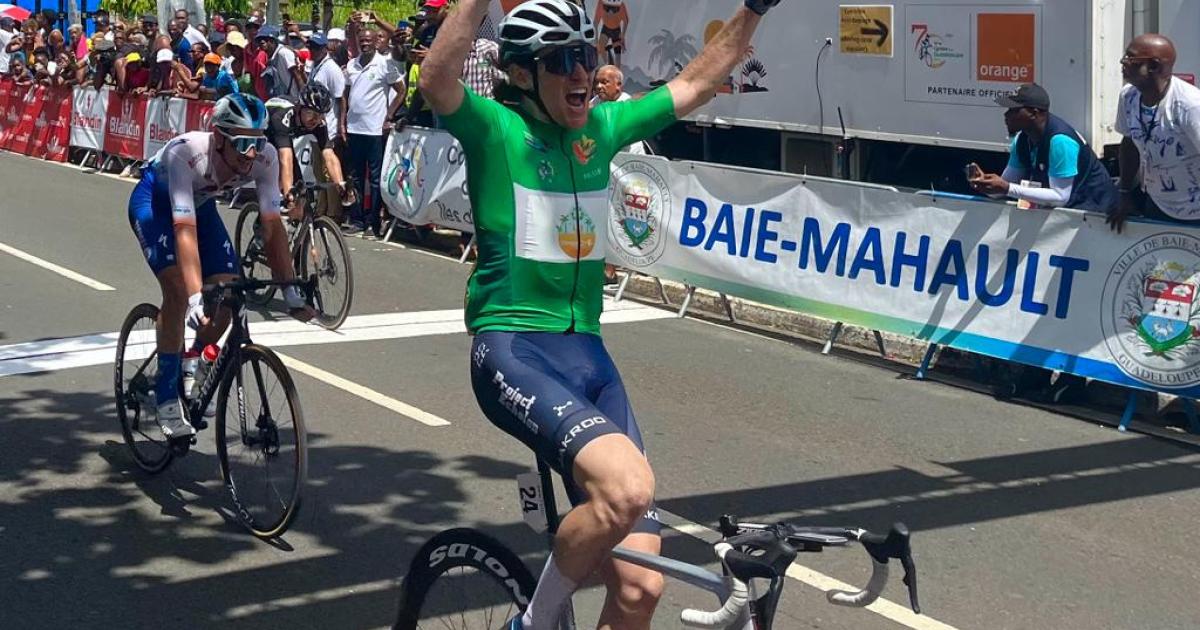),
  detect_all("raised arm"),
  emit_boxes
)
[417,0,489,115]
[667,0,777,118]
